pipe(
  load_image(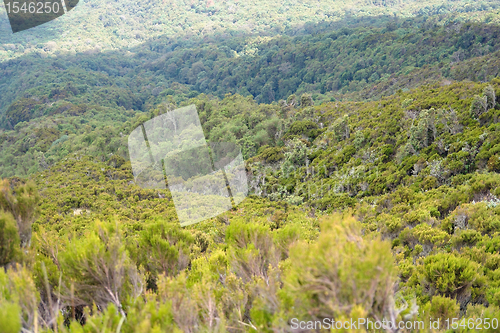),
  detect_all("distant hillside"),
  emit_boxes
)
[3,0,500,180]
[1,0,499,61]
[3,13,500,121]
